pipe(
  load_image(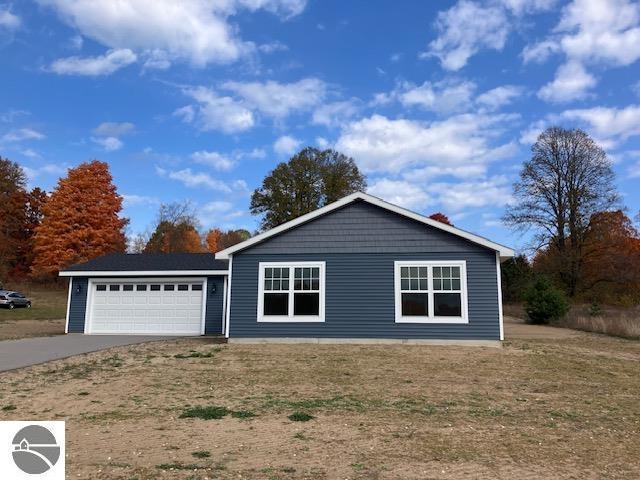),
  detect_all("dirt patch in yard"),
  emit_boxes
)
[1,334,639,479]
[0,318,64,340]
